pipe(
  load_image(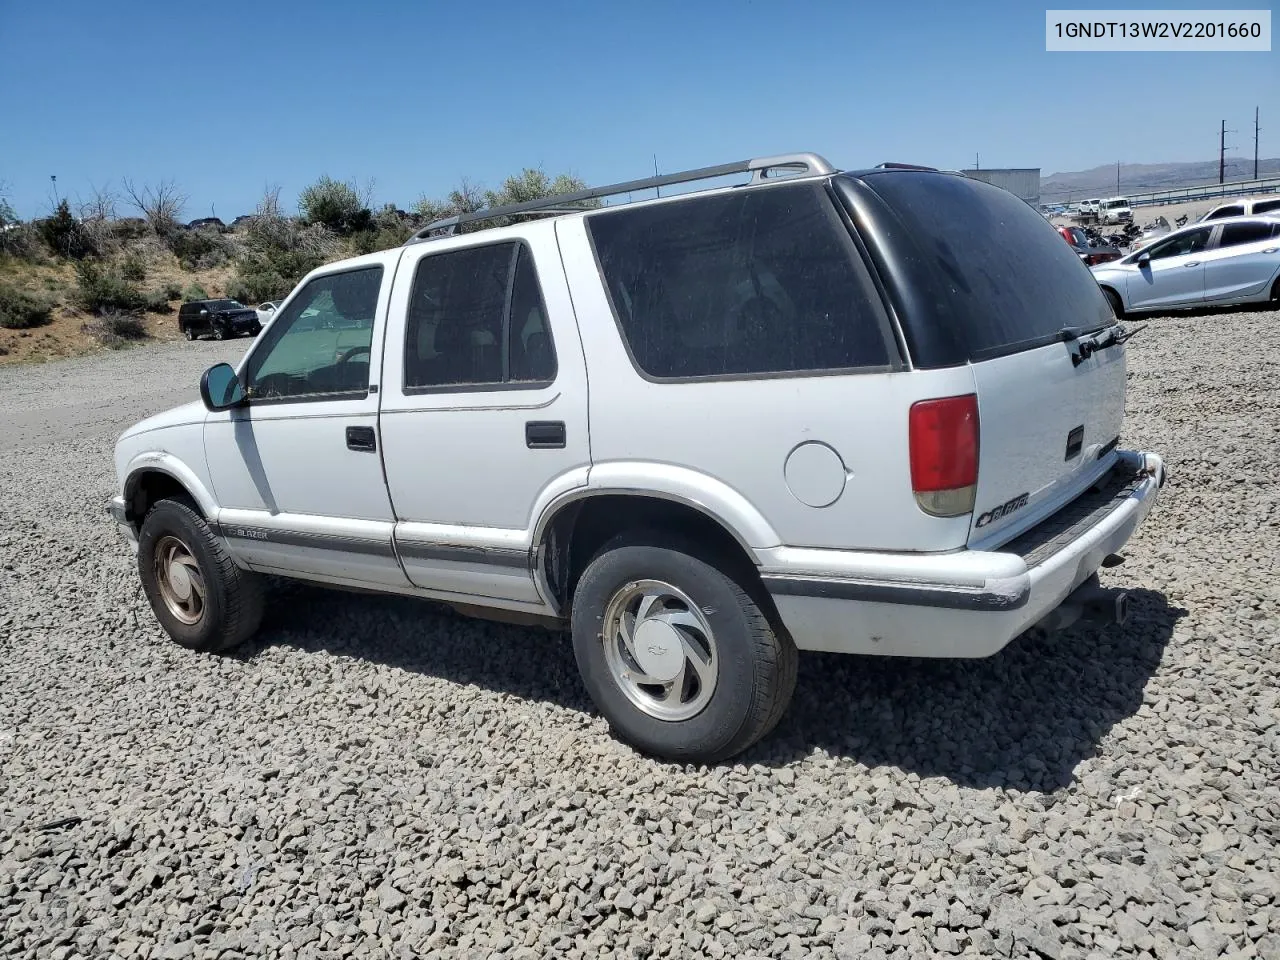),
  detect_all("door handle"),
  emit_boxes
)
[1184,261,1201,267]
[526,420,566,449]
[1263,248,1279,254]
[346,426,377,452]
